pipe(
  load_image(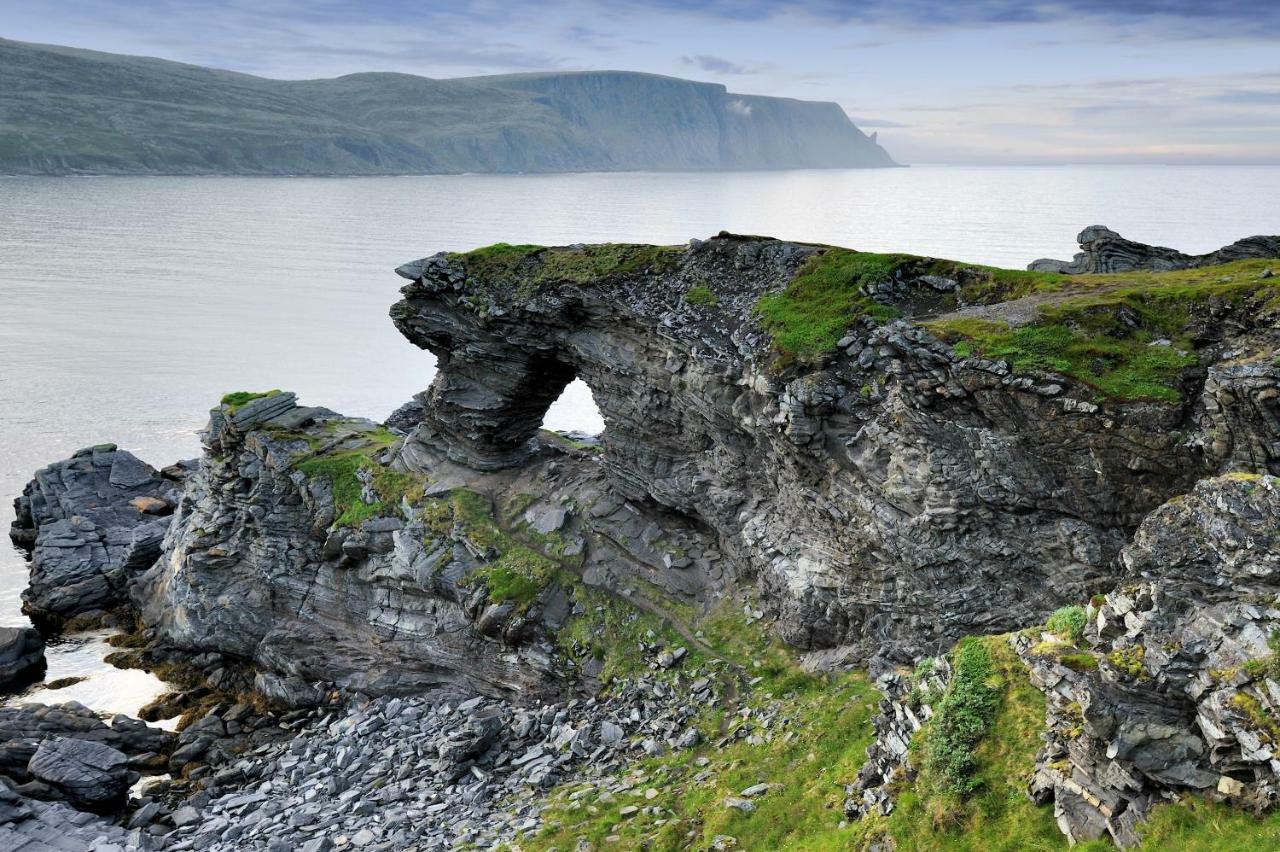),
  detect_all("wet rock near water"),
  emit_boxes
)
[0,626,45,688]
[9,444,191,629]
